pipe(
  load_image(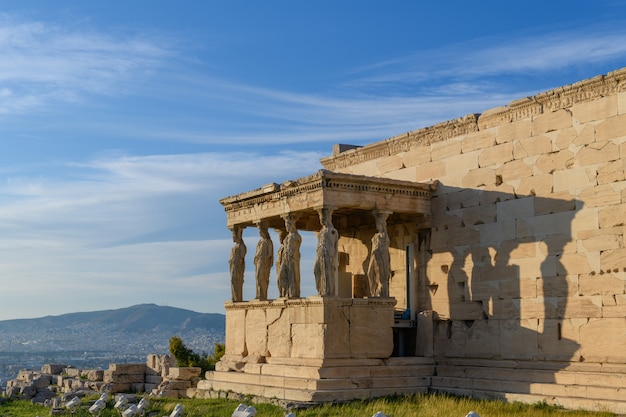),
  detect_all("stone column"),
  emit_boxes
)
[314,207,339,297]
[253,221,273,301]
[277,213,301,298]
[229,225,246,302]
[367,210,391,297]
